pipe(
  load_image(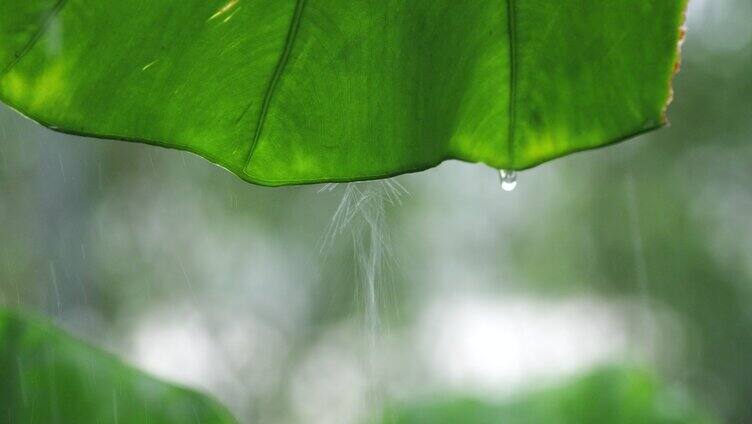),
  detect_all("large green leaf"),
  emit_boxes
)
[0,308,237,424]
[0,1,685,186]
